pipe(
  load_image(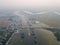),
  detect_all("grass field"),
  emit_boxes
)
[9,33,24,45]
